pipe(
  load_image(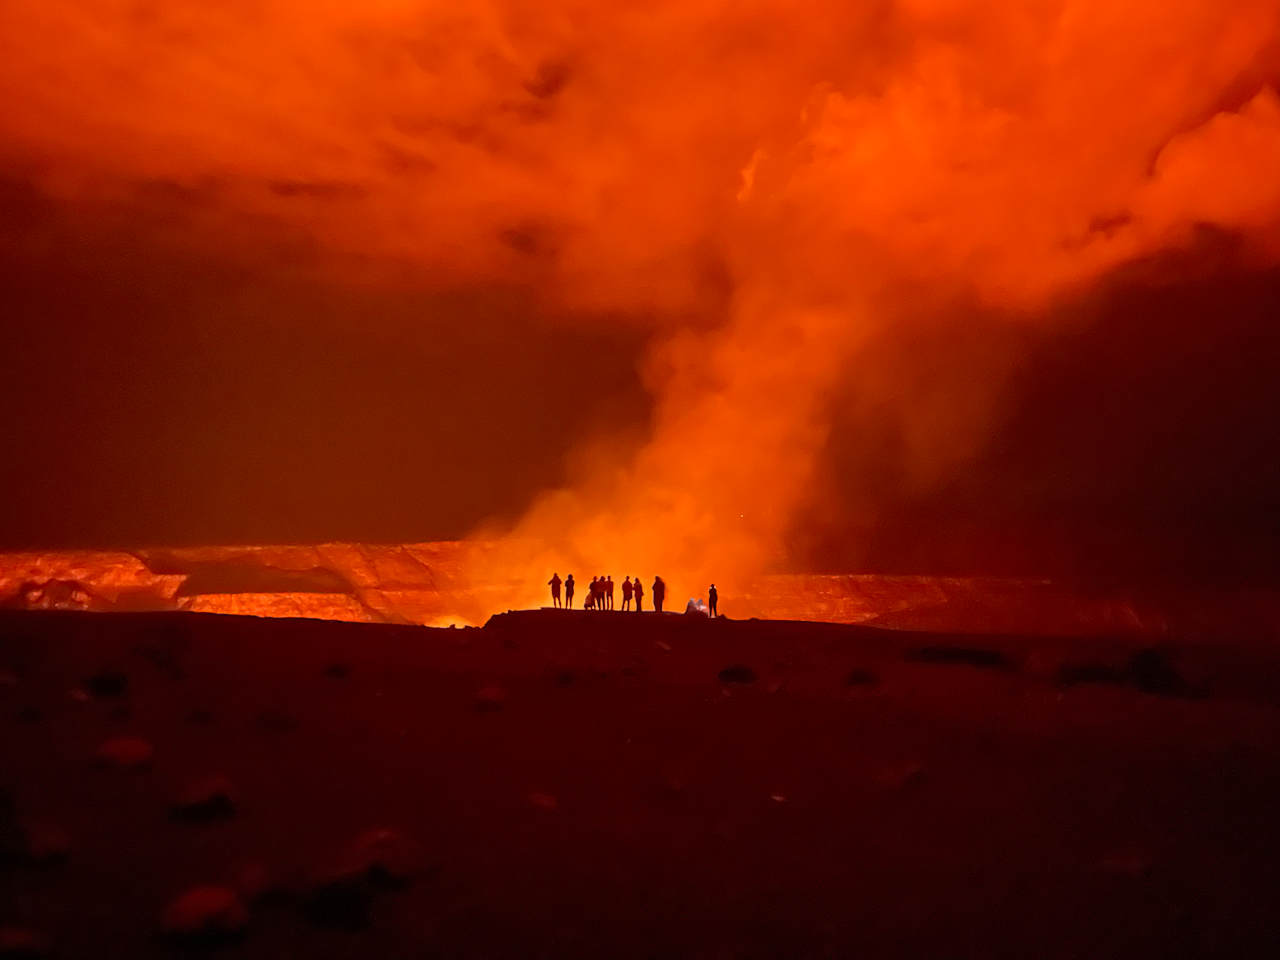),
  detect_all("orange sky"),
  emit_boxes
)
[1,1,1279,591]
